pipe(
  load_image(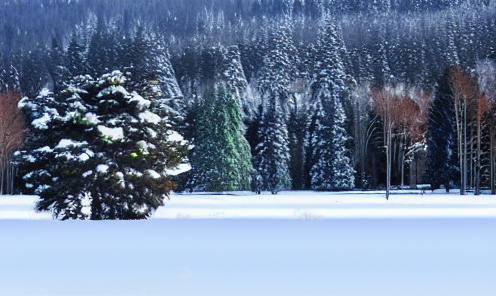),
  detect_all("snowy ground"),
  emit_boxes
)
[2,189,496,220]
[1,191,495,296]
[156,190,496,219]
